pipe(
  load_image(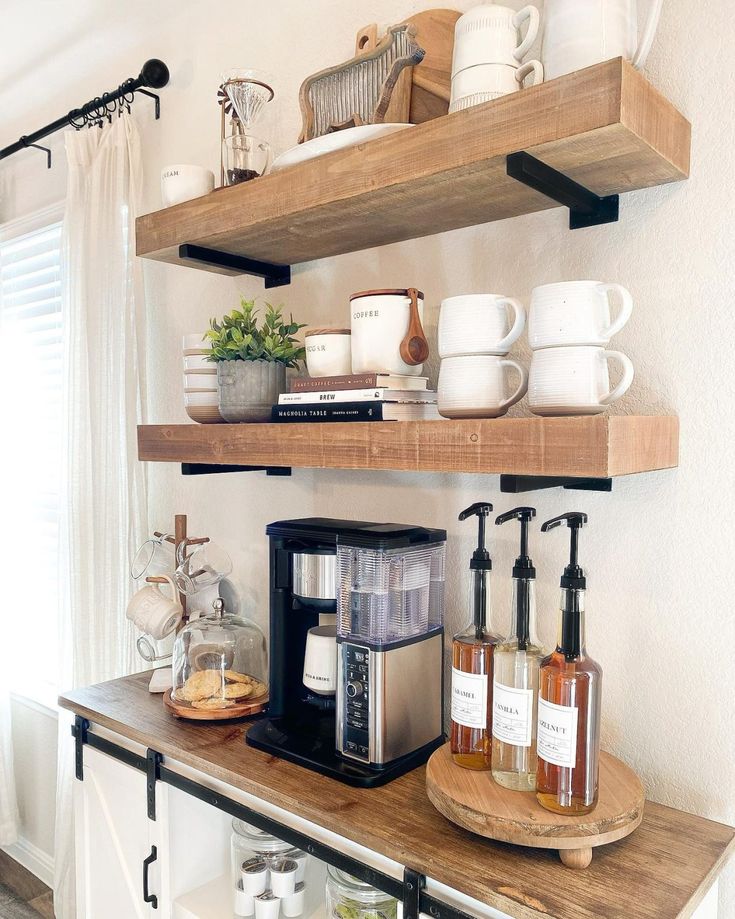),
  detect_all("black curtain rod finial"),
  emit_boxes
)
[140,59,170,89]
